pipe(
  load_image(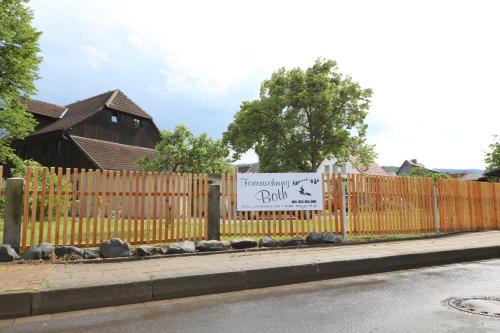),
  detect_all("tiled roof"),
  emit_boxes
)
[363,161,389,176]
[106,90,152,119]
[31,90,115,135]
[349,156,389,176]
[24,99,66,119]
[70,135,155,171]
[30,89,153,136]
